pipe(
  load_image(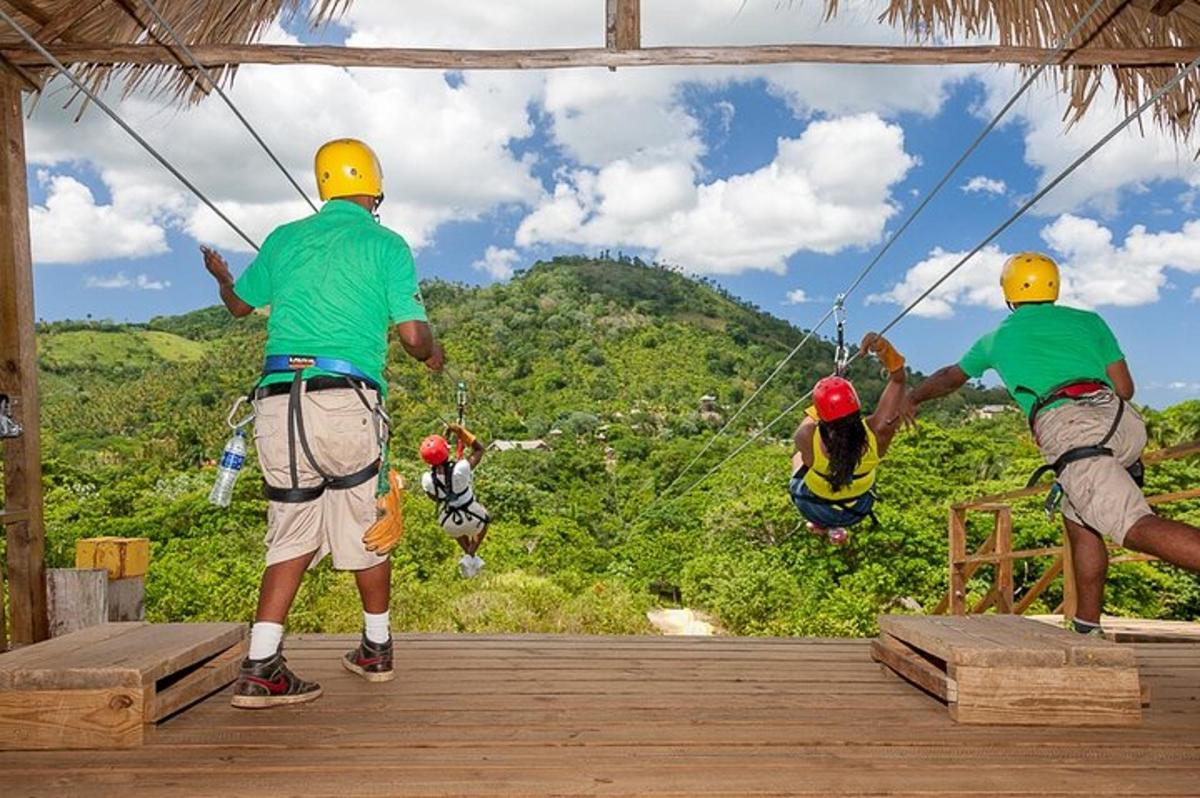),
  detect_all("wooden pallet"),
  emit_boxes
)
[872,615,1142,727]
[0,622,246,750]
